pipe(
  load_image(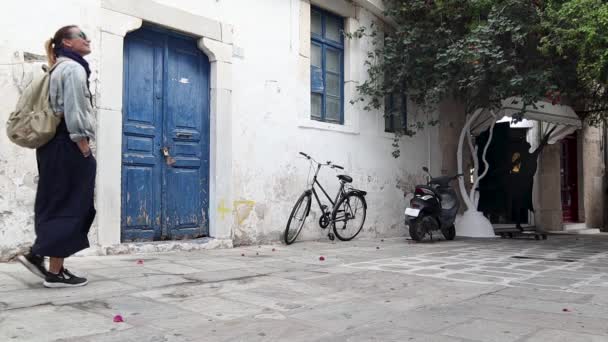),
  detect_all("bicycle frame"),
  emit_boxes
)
[284,152,367,244]
[307,162,346,215]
